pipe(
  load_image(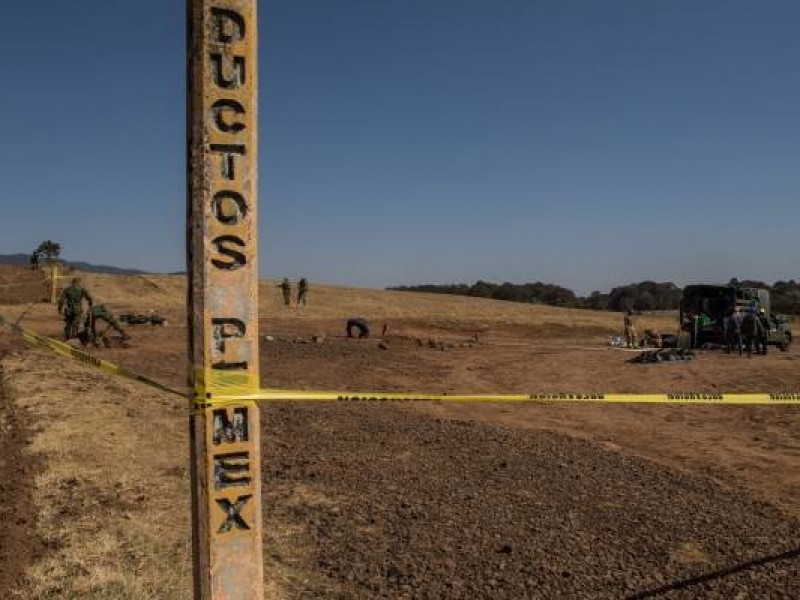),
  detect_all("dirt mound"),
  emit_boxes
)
[263,404,800,599]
